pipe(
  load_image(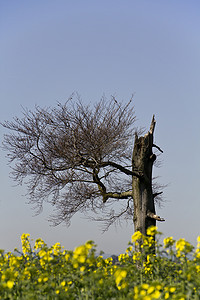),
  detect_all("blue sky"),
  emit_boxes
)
[0,0,200,254]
